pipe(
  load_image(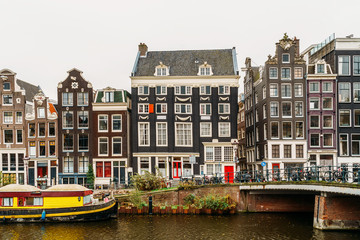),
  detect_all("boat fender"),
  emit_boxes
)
[41,210,46,221]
